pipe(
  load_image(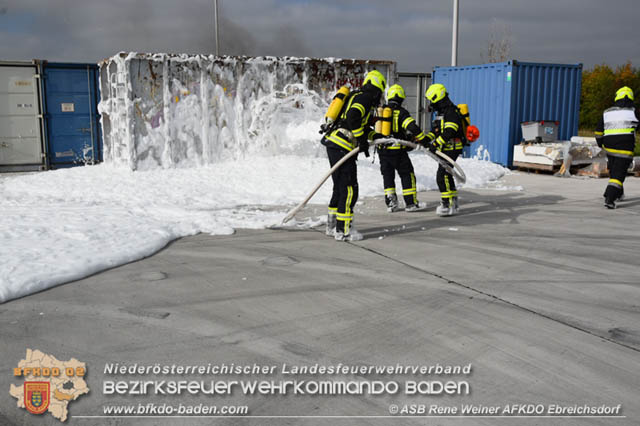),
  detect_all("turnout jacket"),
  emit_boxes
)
[324,85,379,151]
[425,100,464,151]
[377,104,426,153]
[595,98,638,158]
